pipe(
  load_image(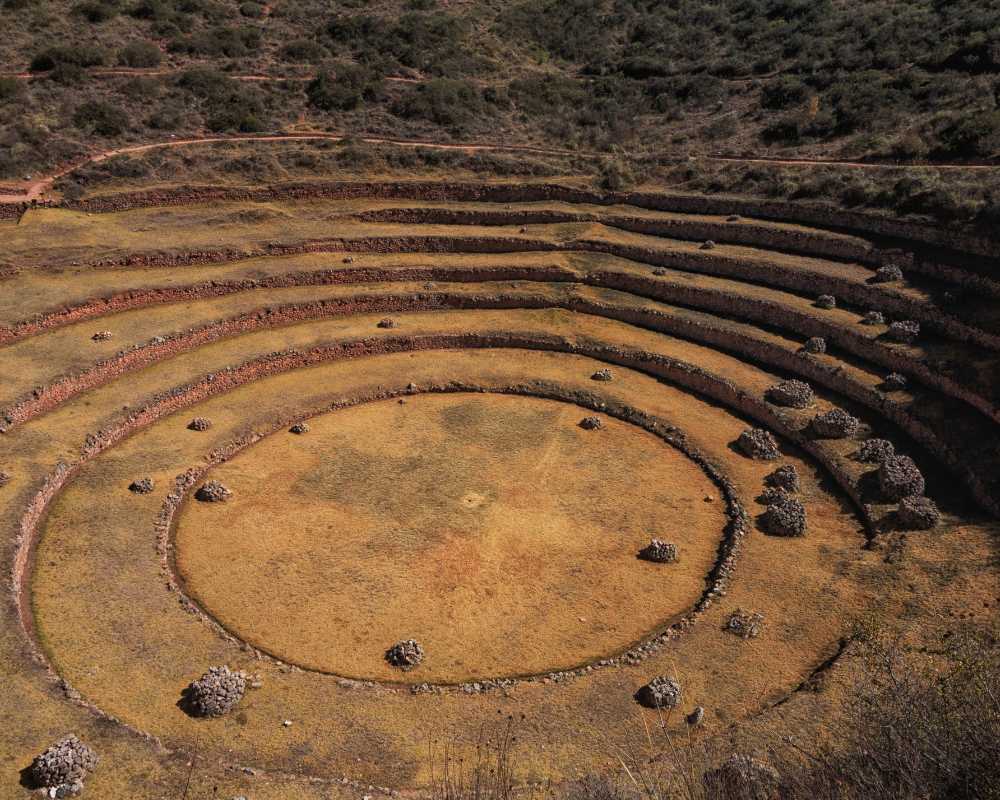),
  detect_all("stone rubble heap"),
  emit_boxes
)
[897,495,941,530]
[765,379,814,409]
[639,539,678,563]
[761,496,807,537]
[385,639,425,670]
[811,408,861,439]
[725,608,765,639]
[736,428,780,460]
[764,464,800,493]
[28,735,98,795]
[878,455,926,500]
[635,676,682,709]
[195,480,232,503]
[128,478,154,494]
[186,665,249,717]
